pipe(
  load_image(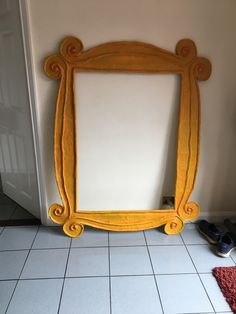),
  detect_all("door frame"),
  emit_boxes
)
[18,0,47,224]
